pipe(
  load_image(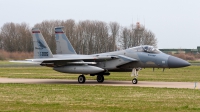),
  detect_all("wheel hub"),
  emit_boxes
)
[79,77,83,82]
